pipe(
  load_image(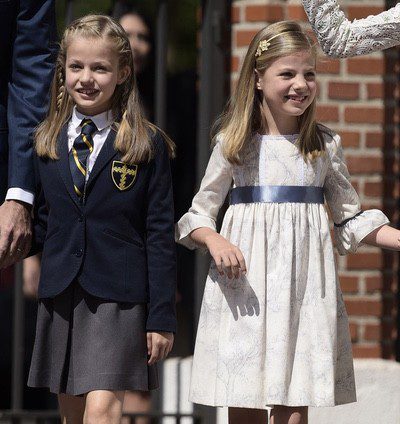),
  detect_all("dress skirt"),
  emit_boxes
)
[28,281,158,395]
